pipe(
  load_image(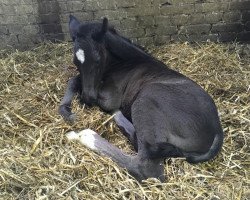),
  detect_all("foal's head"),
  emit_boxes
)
[69,15,109,105]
